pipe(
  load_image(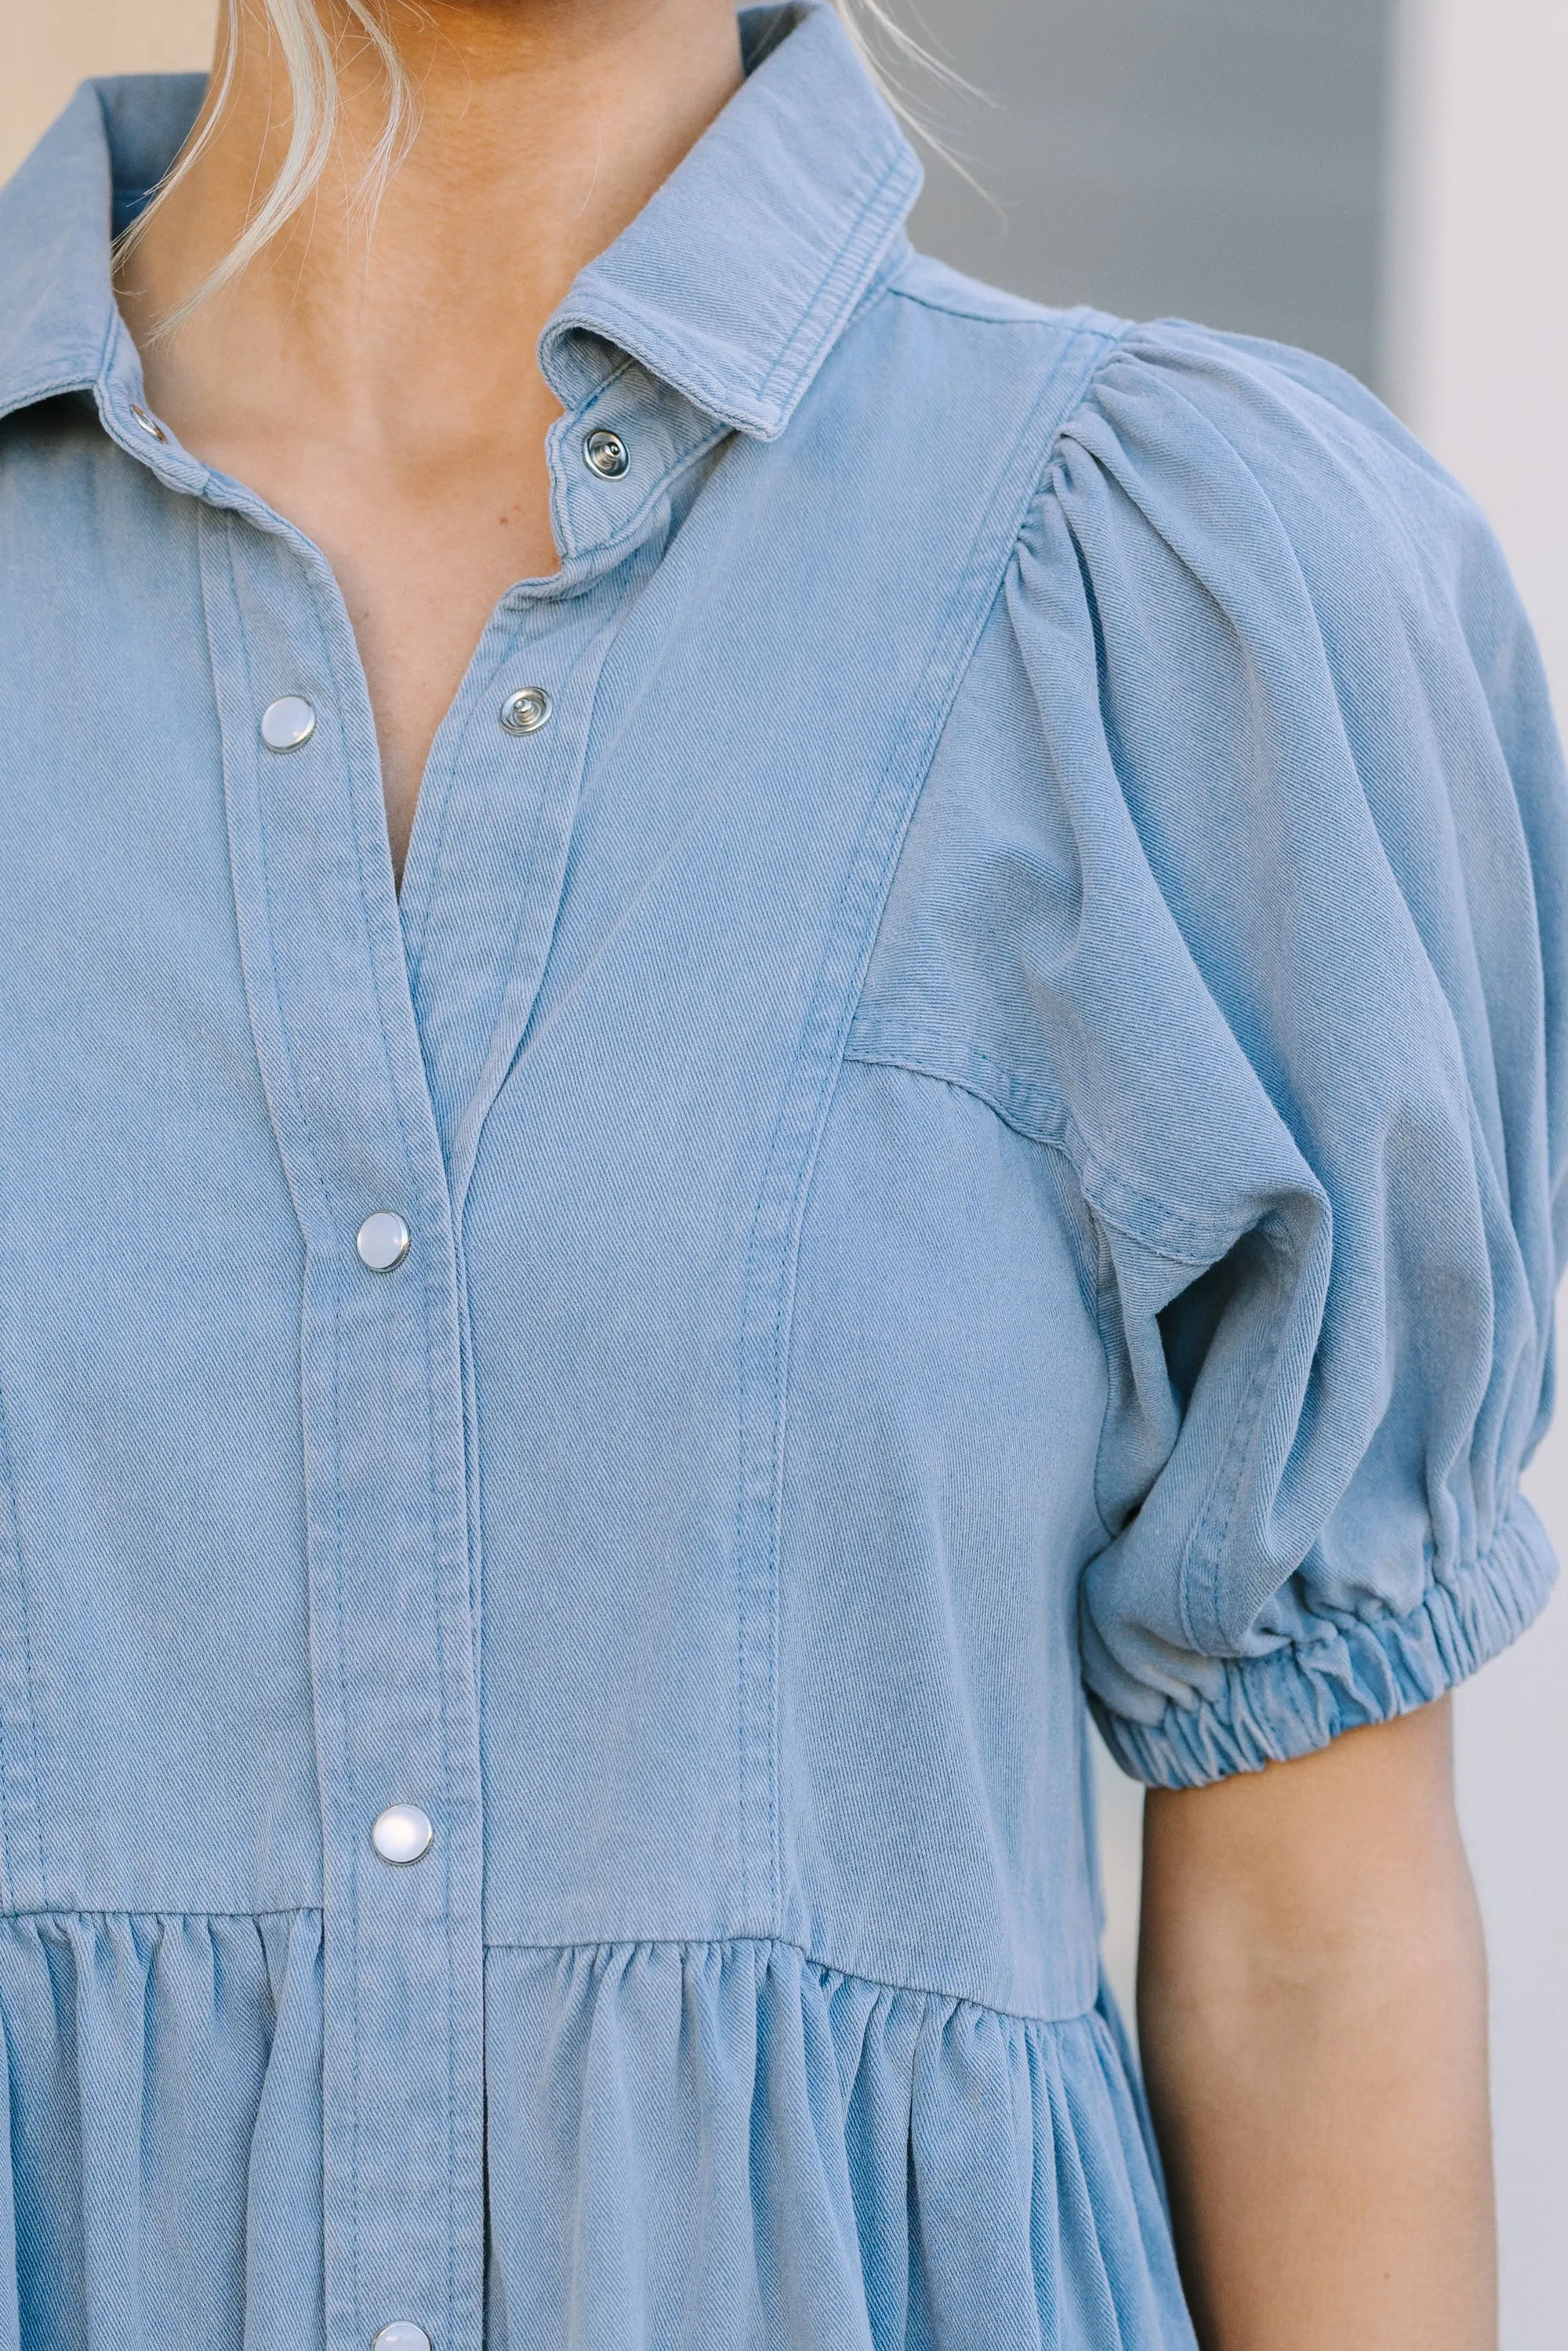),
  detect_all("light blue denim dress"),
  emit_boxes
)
[0,5,1563,2348]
